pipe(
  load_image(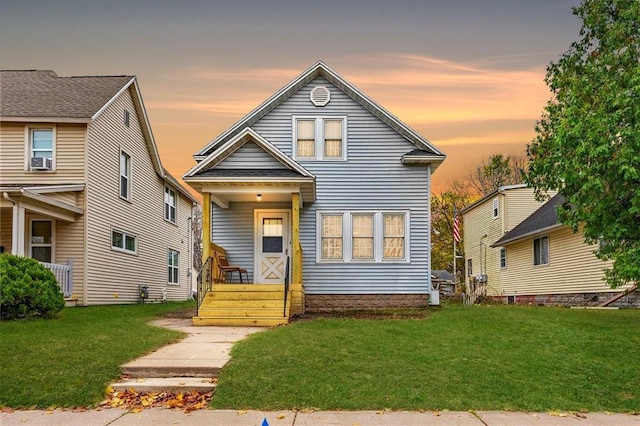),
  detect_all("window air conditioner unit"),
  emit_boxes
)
[31,157,52,170]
